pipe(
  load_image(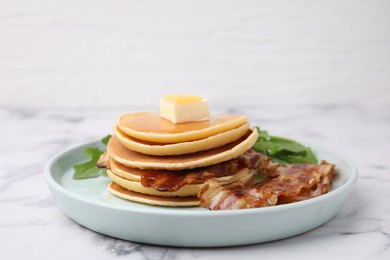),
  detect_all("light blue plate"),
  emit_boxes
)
[45,141,357,247]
